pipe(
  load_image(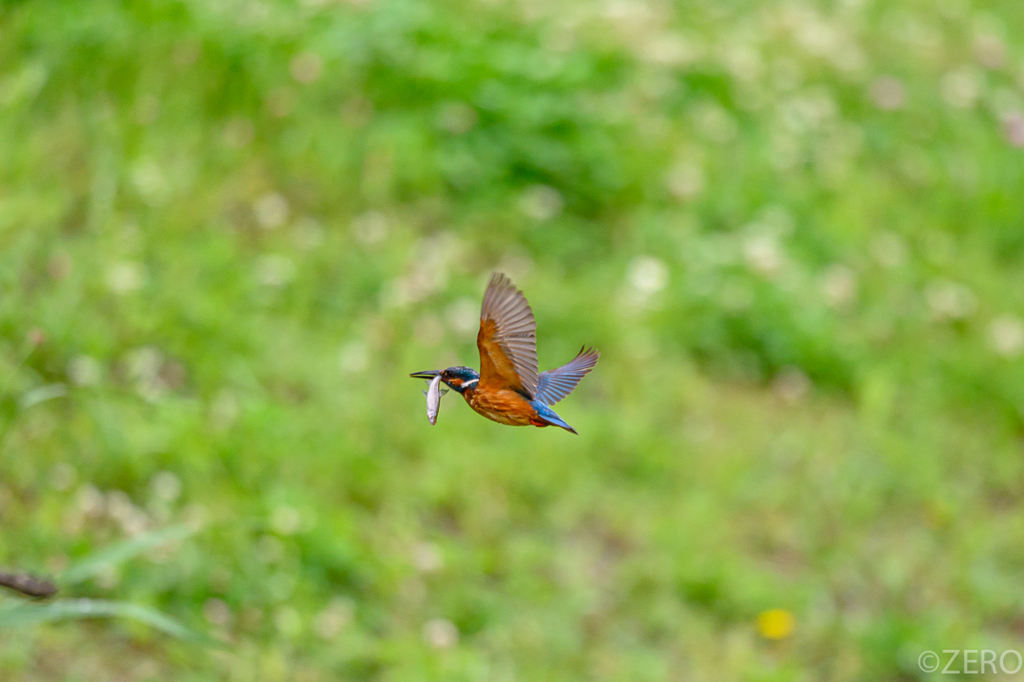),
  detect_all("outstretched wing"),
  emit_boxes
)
[535,346,599,406]
[477,273,539,397]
